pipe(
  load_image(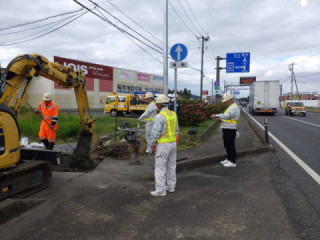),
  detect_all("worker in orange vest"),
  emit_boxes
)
[36,93,59,150]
